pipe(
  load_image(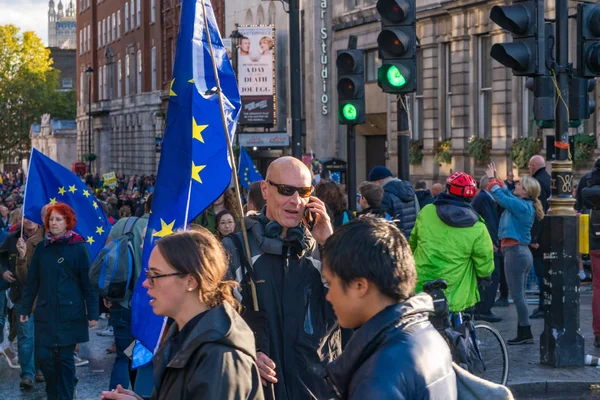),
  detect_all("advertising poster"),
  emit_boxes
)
[237,25,276,126]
